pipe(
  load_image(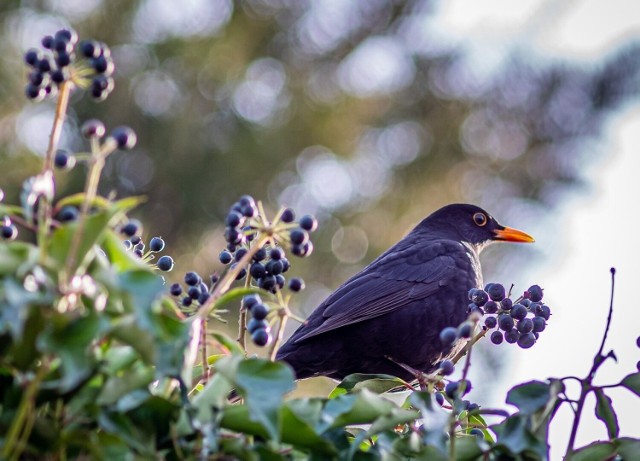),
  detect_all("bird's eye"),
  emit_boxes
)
[473,212,487,227]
